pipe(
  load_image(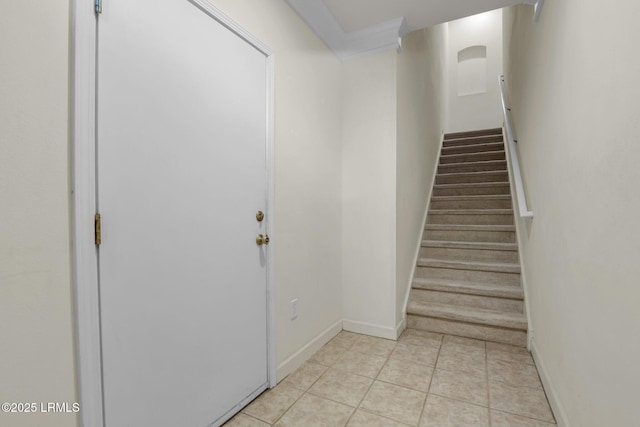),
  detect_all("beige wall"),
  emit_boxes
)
[395,26,448,326]
[0,1,78,427]
[341,50,398,338]
[503,3,640,426]
[447,9,503,133]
